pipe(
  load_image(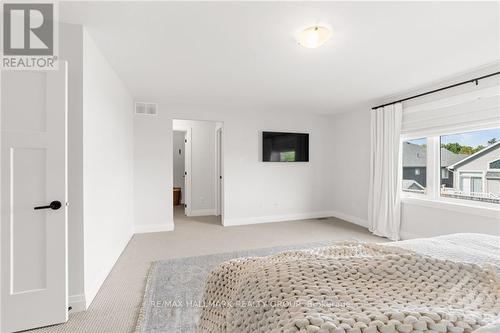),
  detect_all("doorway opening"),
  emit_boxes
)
[172,119,224,226]
[172,130,187,209]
